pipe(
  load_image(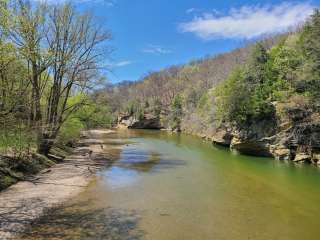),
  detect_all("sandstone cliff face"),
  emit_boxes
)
[210,101,320,165]
[118,114,162,129]
[230,118,276,157]
[211,126,233,146]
